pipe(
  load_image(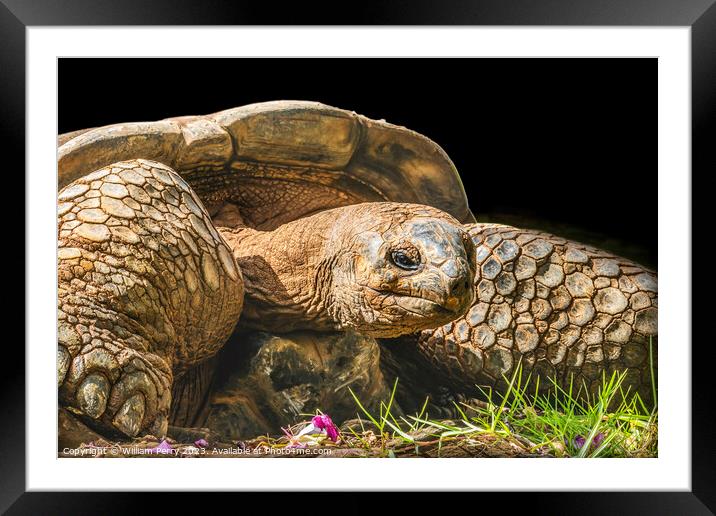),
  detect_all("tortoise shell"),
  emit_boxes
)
[58,101,475,230]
